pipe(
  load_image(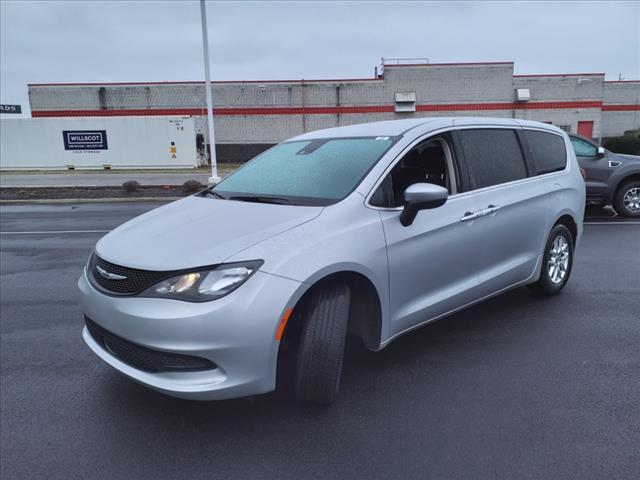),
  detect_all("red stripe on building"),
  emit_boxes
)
[215,106,395,115]
[31,101,622,118]
[415,103,513,112]
[32,108,207,117]
[601,104,640,111]
[31,106,395,117]
[416,101,602,111]
[513,101,603,109]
